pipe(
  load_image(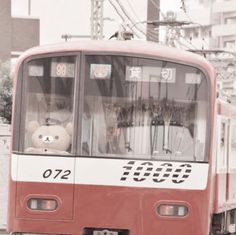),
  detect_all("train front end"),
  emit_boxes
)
[8,42,214,235]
